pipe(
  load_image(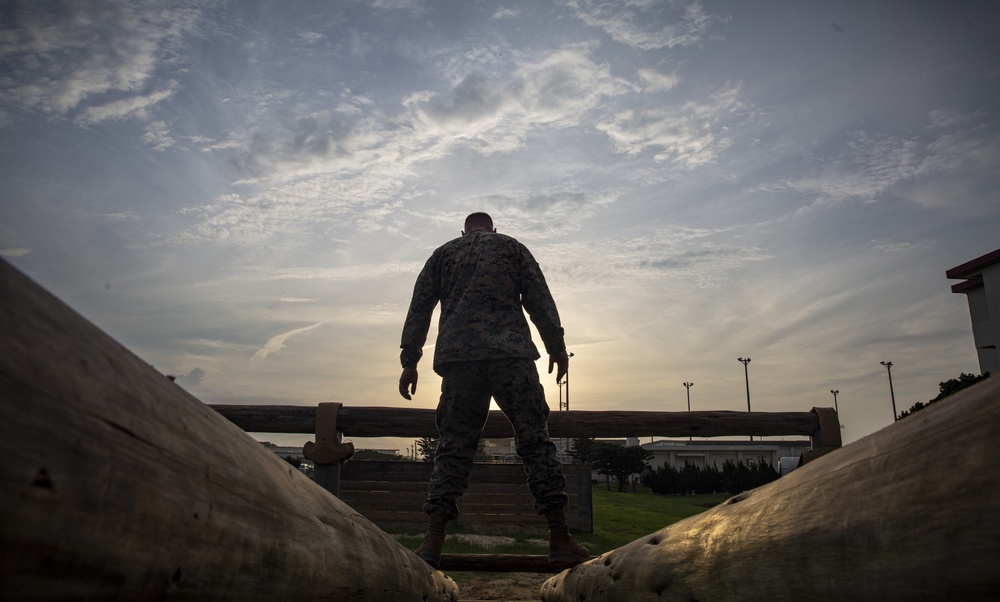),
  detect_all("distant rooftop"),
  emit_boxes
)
[947,247,1000,293]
